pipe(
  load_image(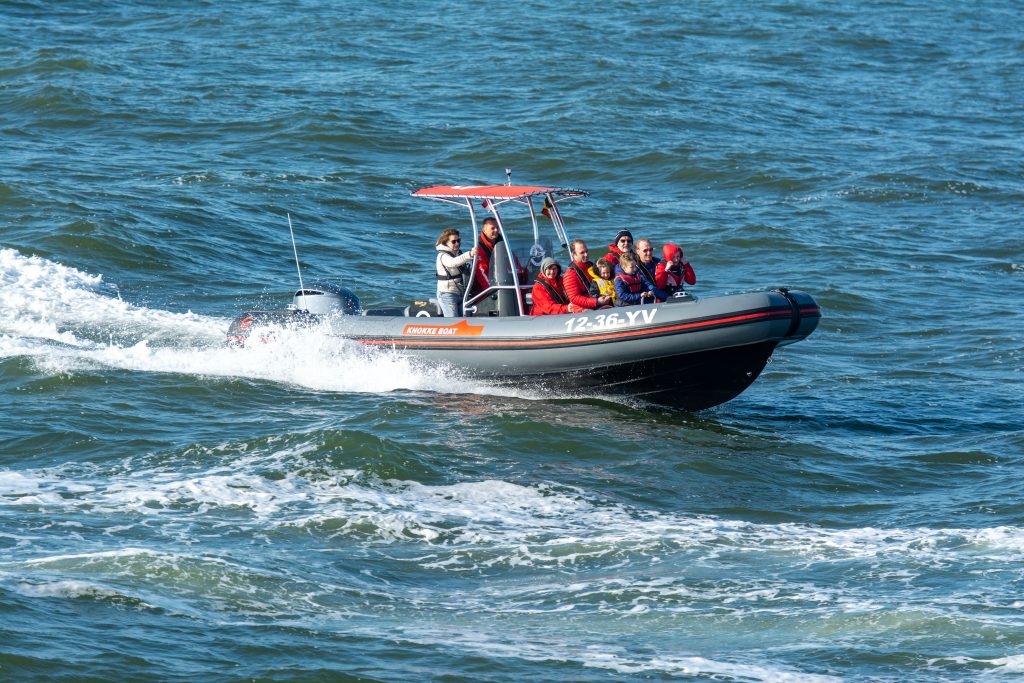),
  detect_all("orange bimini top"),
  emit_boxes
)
[412,185,587,200]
